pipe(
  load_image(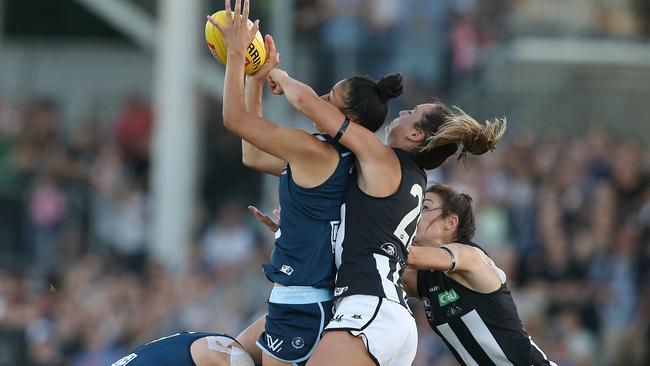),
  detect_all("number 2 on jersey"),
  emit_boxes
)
[393,184,423,248]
